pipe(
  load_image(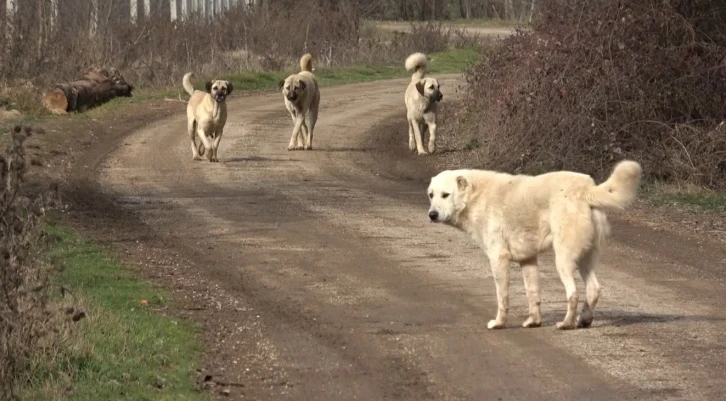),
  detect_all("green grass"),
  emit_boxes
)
[642,181,726,214]
[21,224,208,401]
